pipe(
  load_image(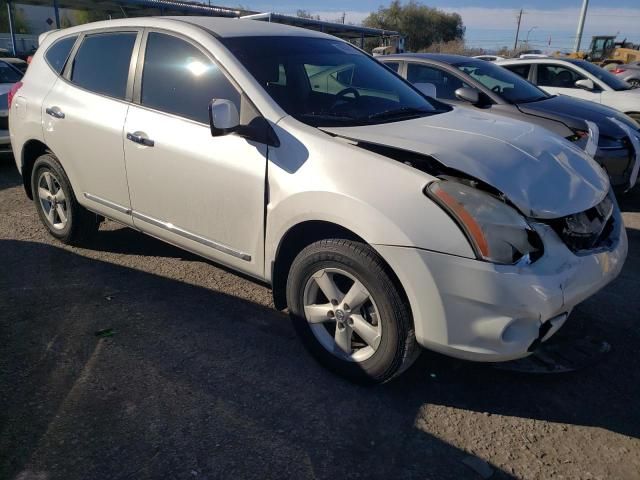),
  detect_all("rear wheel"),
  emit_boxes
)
[31,153,99,244]
[286,239,420,383]
[628,79,640,88]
